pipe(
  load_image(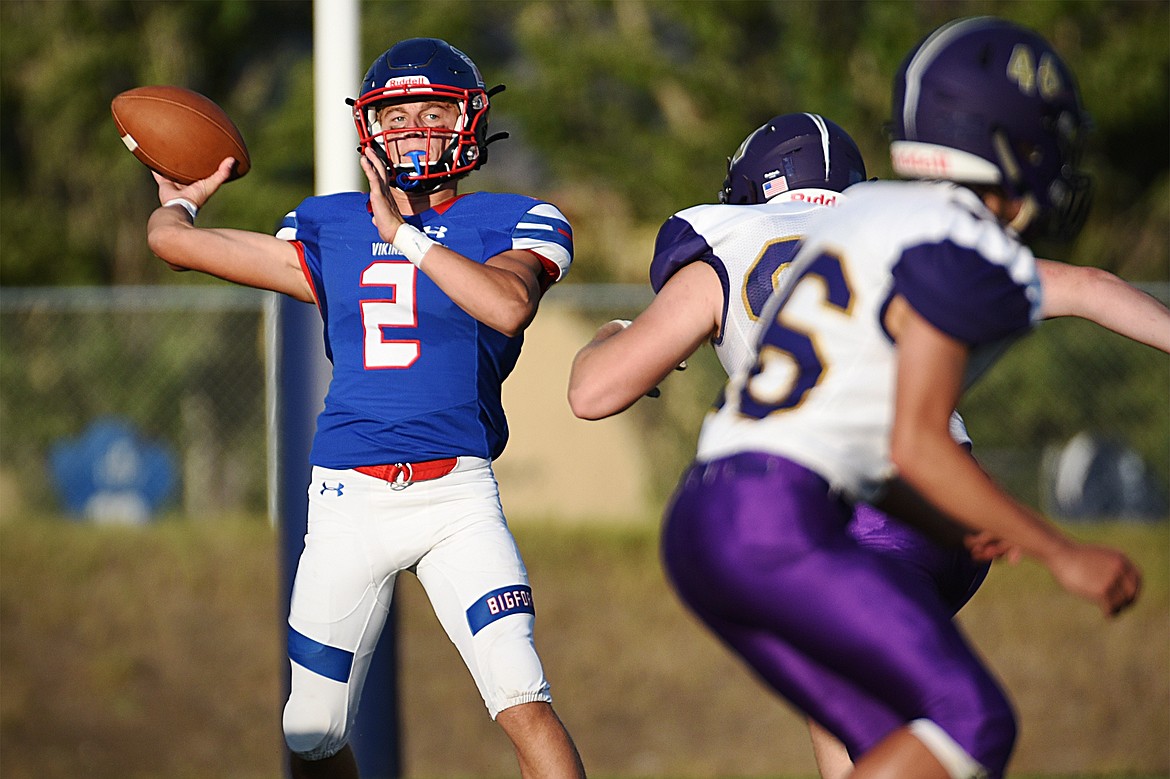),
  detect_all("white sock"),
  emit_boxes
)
[908,719,989,779]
